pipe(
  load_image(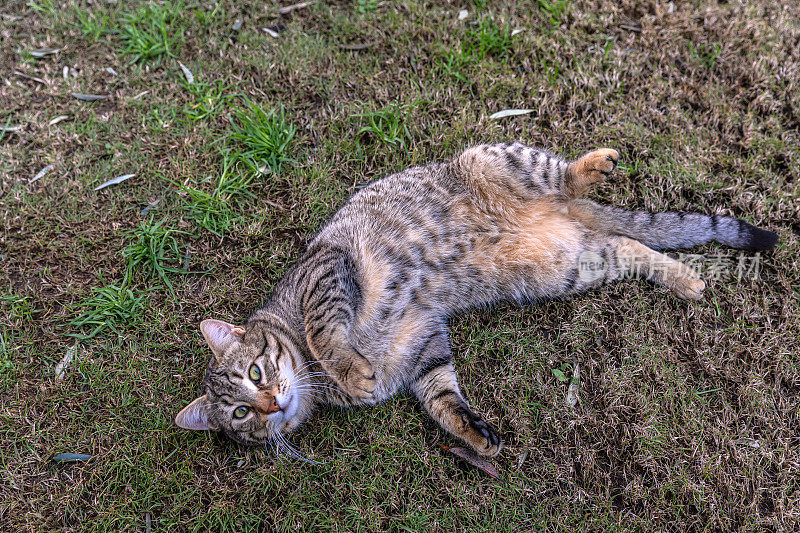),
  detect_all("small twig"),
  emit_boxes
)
[14,71,46,84]
[619,23,642,33]
[340,42,376,51]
